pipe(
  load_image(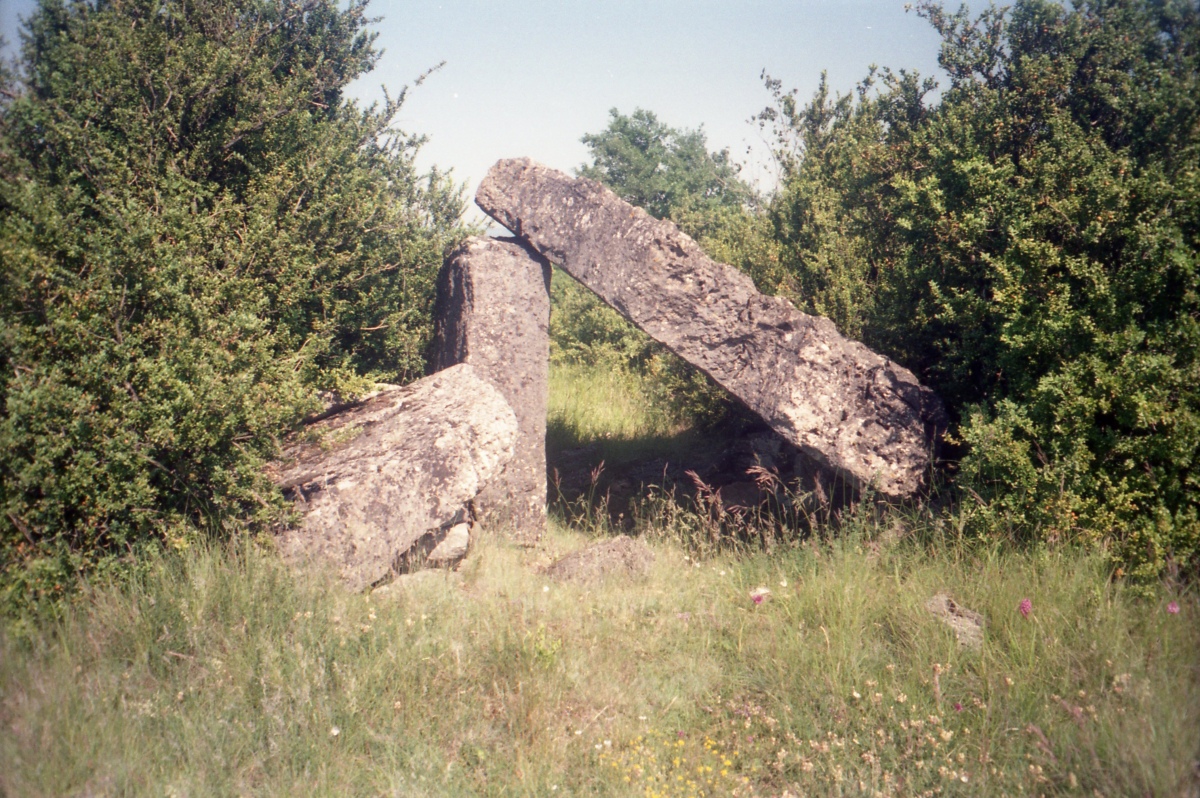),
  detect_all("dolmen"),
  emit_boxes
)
[476,158,946,501]
[272,157,948,590]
